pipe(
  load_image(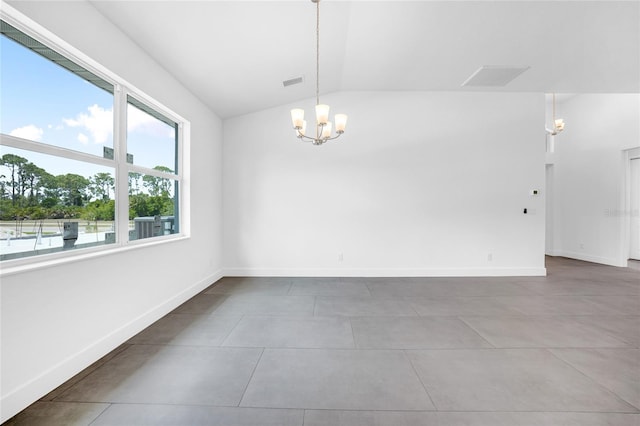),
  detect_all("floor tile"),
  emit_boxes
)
[410,296,523,316]
[571,315,640,347]
[519,279,640,296]
[9,256,640,424]
[91,404,303,426]
[435,412,640,426]
[551,348,640,408]
[583,296,640,316]
[205,277,292,295]
[367,280,535,298]
[40,344,131,401]
[3,402,109,426]
[496,295,615,316]
[222,316,355,349]
[351,316,492,349]
[461,316,630,348]
[55,345,262,406]
[303,410,437,426]
[303,410,640,426]
[171,293,228,314]
[213,295,315,316]
[241,348,435,410]
[127,314,241,346]
[289,279,371,297]
[314,296,417,316]
[407,348,638,412]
